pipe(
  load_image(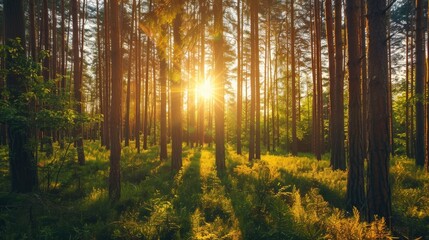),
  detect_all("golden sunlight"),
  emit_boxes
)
[196,77,213,100]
